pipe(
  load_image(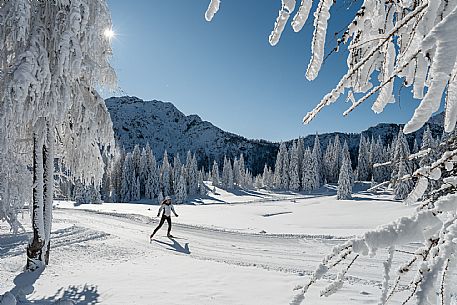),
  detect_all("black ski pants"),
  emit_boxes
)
[152,214,172,236]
